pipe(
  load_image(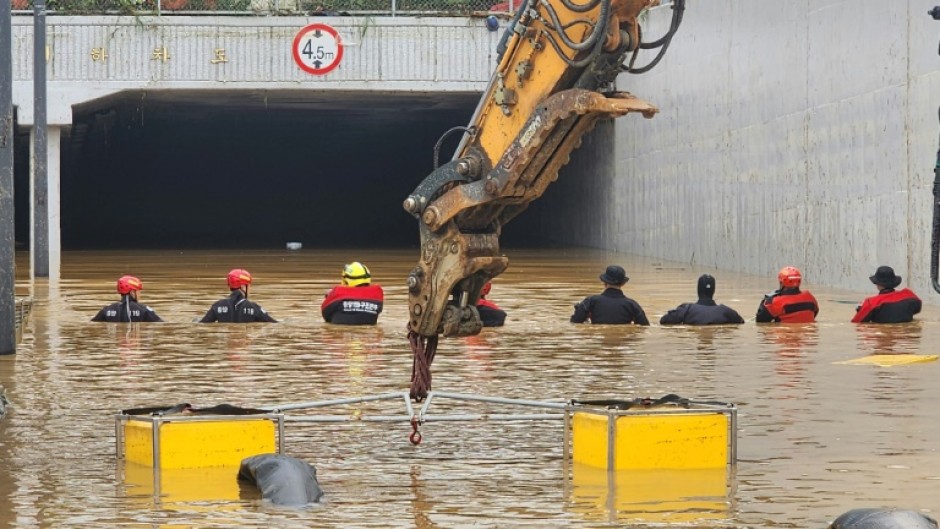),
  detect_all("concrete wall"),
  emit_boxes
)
[10,15,500,124]
[506,118,616,247]
[539,0,940,294]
